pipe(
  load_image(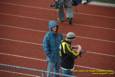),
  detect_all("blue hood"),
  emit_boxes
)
[48,20,58,30]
